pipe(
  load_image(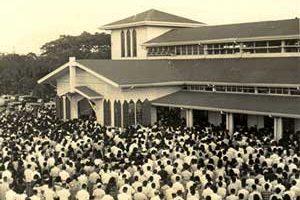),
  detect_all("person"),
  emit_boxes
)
[75,184,89,200]
[0,104,299,200]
